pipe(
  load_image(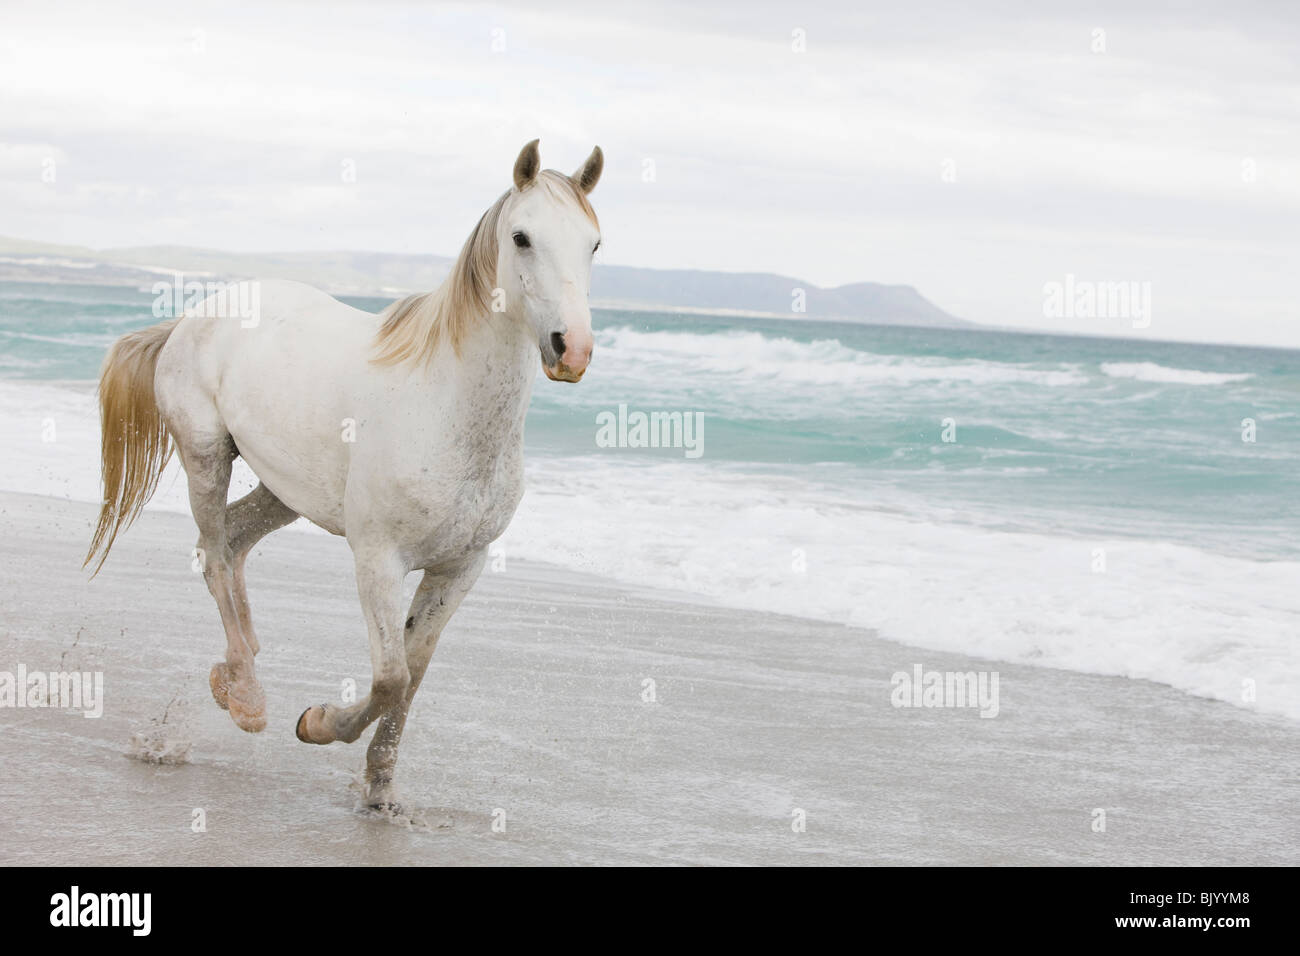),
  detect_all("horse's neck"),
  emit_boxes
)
[435,310,537,445]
